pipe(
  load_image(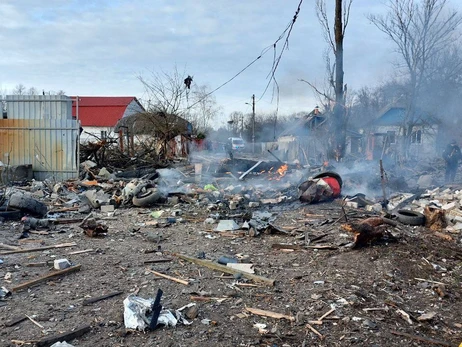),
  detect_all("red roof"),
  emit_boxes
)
[71,96,141,127]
